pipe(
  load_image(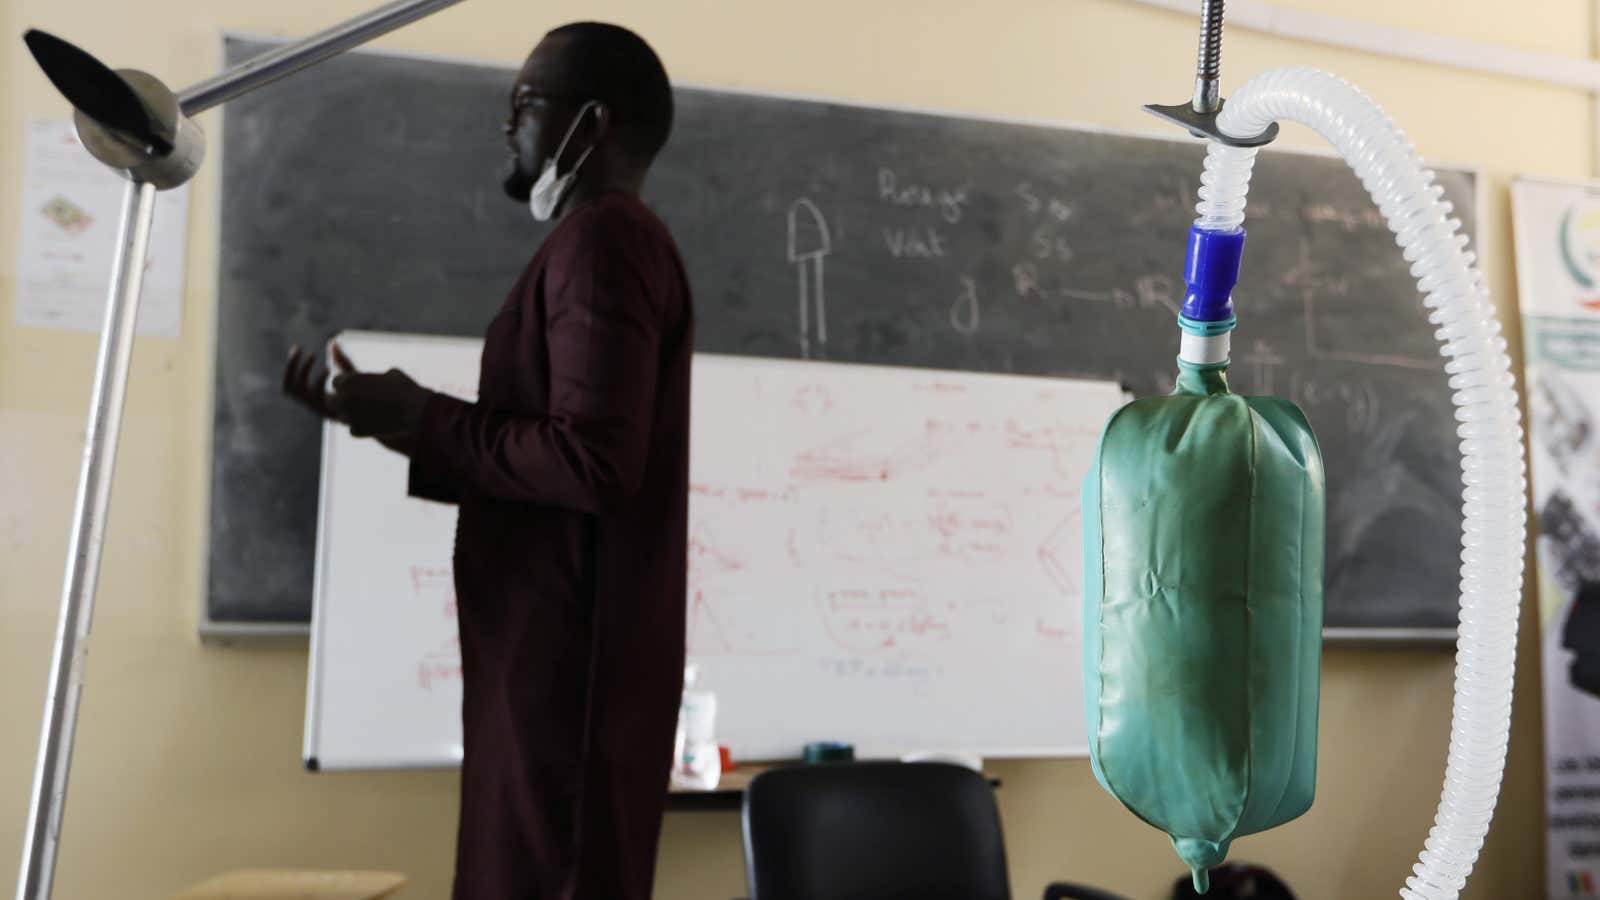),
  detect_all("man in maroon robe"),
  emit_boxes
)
[284,22,692,899]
